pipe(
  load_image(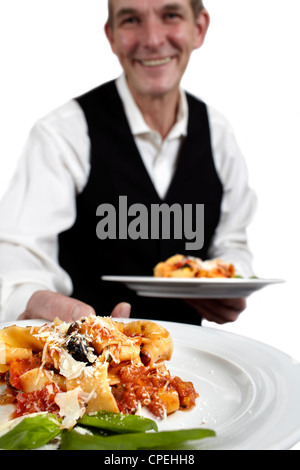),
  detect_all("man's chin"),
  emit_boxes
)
[130,78,179,99]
